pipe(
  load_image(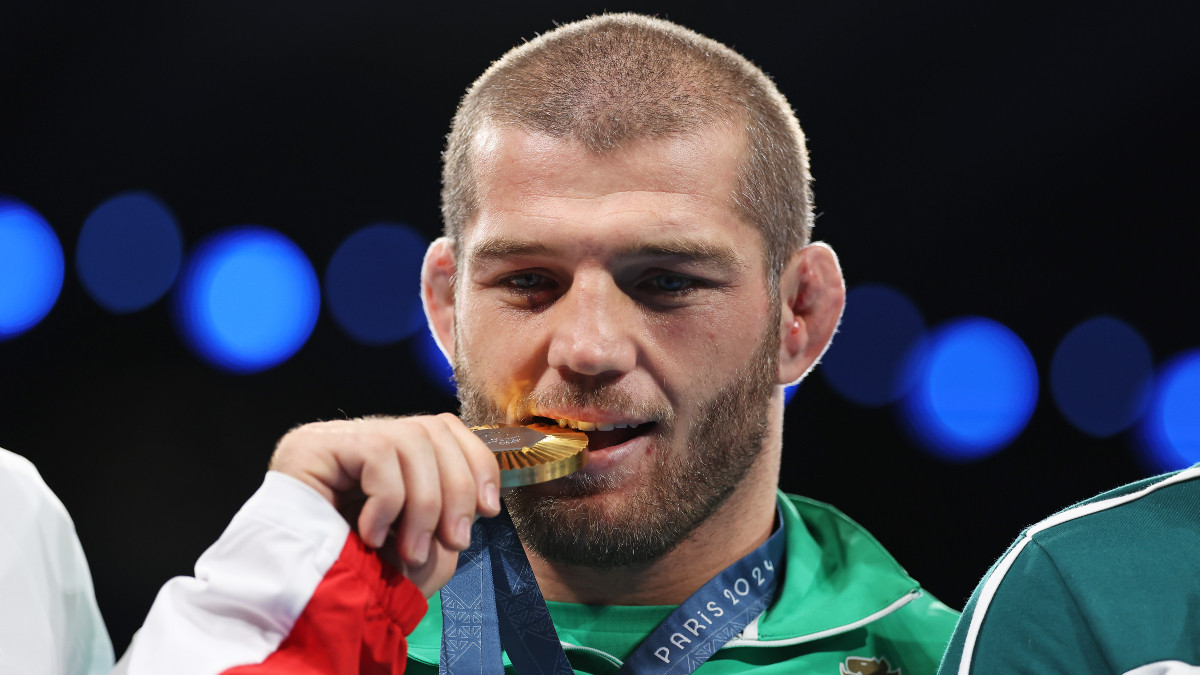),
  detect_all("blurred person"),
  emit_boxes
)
[120,13,958,674]
[0,447,113,674]
[938,464,1200,674]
